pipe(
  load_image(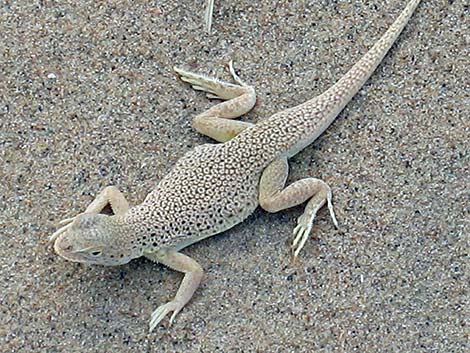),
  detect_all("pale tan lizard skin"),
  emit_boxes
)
[49,0,422,332]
